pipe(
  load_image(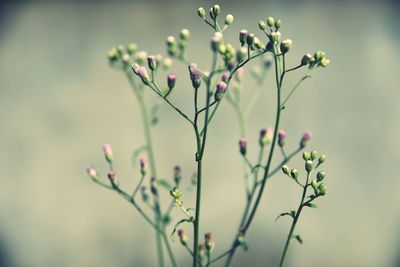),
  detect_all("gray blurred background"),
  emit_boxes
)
[0,0,399,266]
